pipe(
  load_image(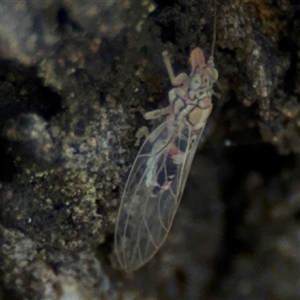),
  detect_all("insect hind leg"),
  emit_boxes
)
[135,126,150,146]
[151,156,177,197]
